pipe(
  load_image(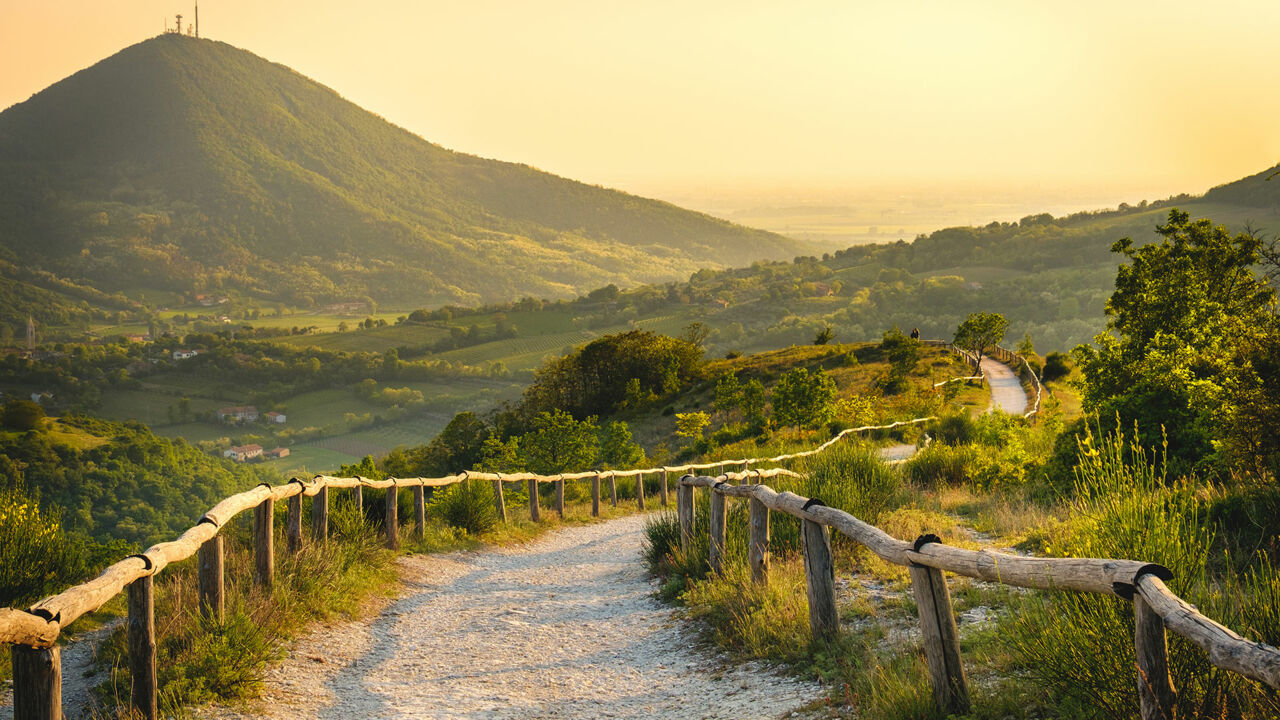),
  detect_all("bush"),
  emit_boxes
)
[0,488,88,606]
[931,412,975,446]
[901,443,974,488]
[430,479,497,534]
[1042,351,1071,382]
[1006,426,1280,719]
